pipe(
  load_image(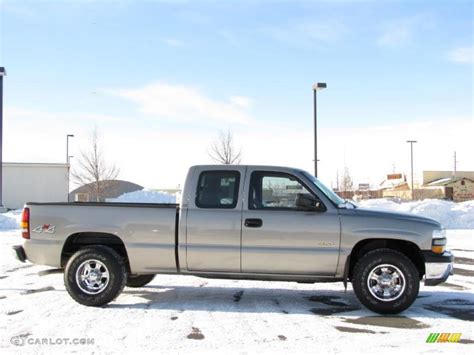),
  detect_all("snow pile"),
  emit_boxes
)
[108,189,177,204]
[358,198,474,229]
[0,210,21,230]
